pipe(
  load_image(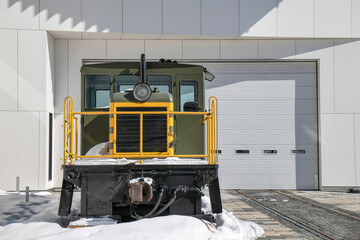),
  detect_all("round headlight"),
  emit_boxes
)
[133,83,152,102]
